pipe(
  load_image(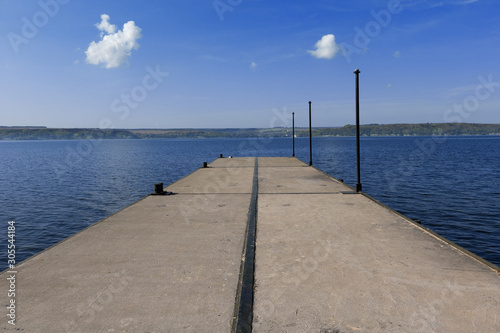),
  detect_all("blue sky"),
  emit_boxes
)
[1,0,499,128]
